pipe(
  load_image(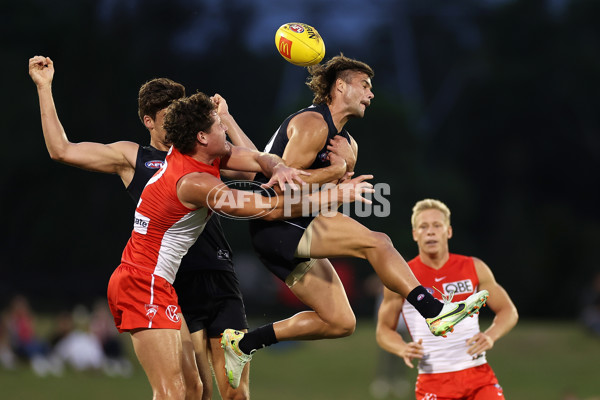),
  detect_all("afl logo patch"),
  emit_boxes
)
[145,160,164,169]
[289,23,305,33]
[318,151,329,162]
